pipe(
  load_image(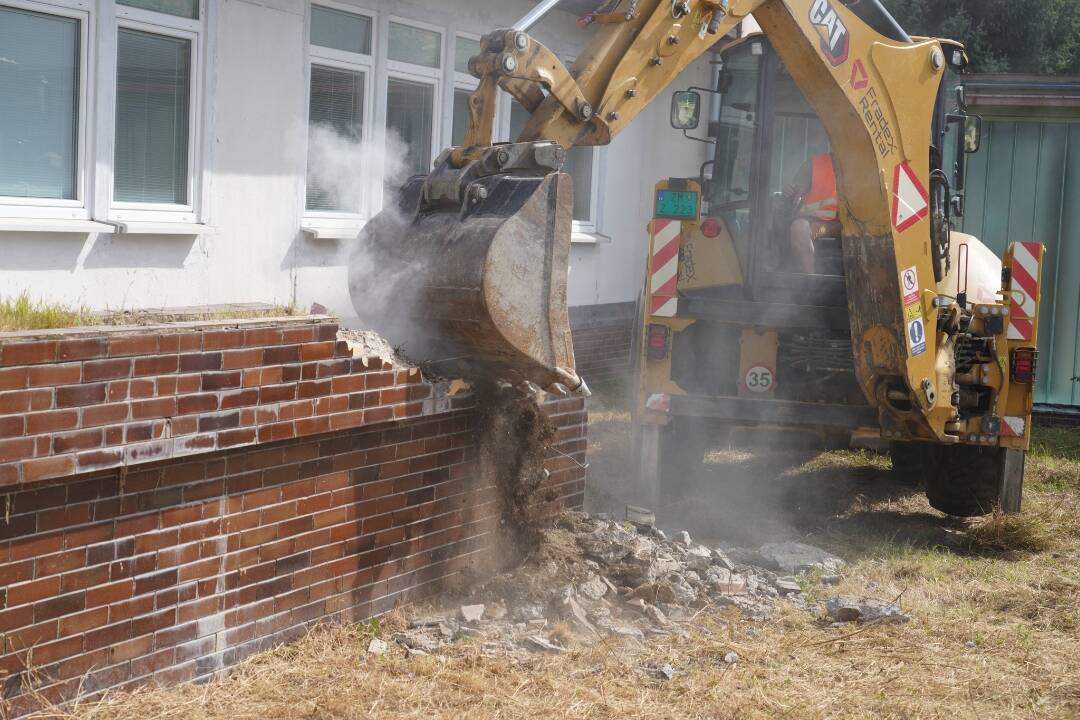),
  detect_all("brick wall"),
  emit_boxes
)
[0,317,586,716]
[570,303,636,387]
